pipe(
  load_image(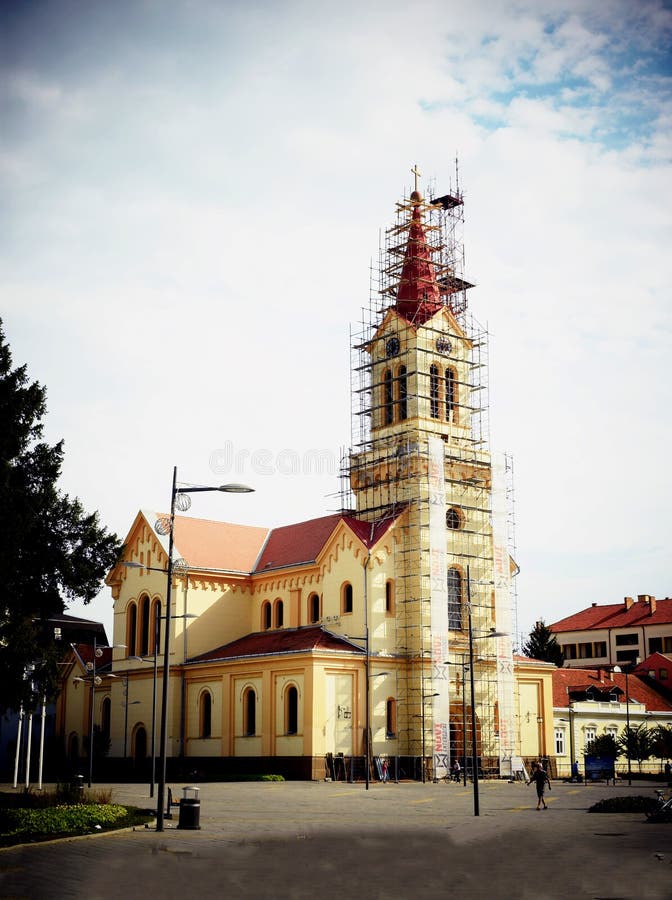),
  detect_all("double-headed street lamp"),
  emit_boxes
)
[155,467,254,832]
